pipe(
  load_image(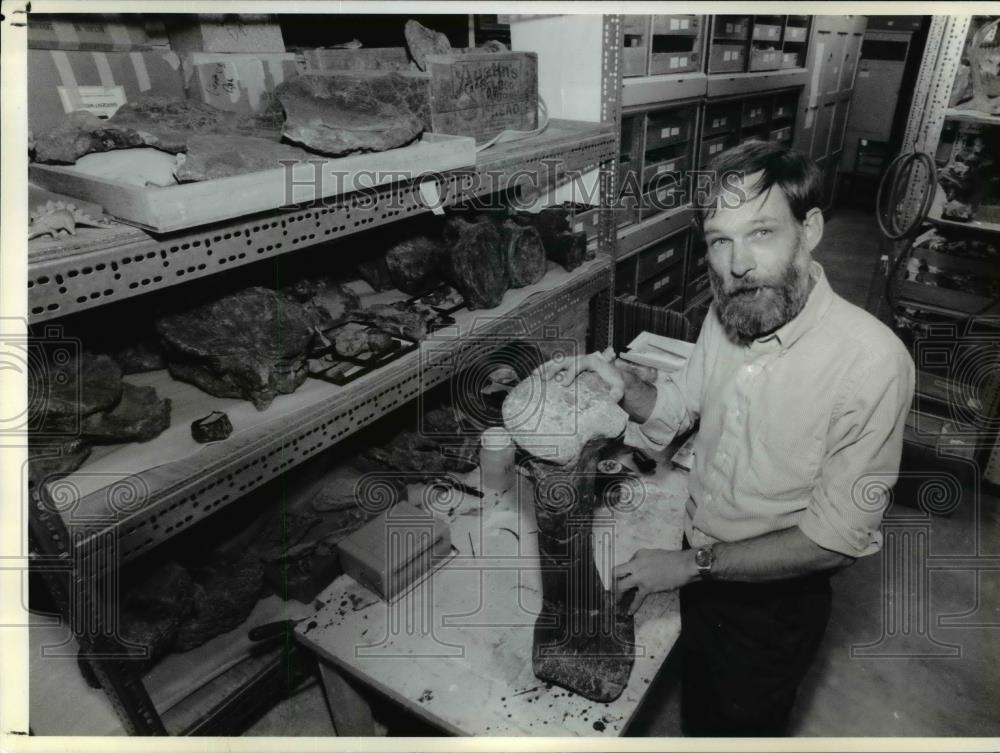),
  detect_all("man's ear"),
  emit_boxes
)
[802,207,824,253]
